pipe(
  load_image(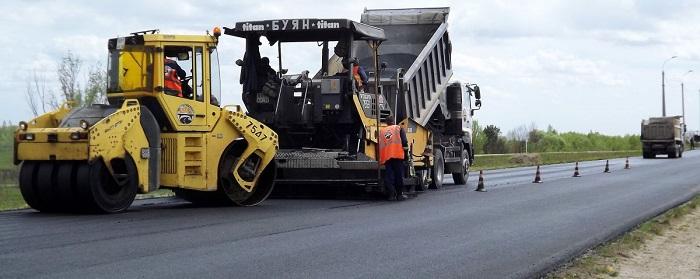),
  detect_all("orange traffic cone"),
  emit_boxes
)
[573,162,581,177]
[624,157,630,169]
[475,170,486,192]
[532,165,543,183]
[604,160,610,173]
